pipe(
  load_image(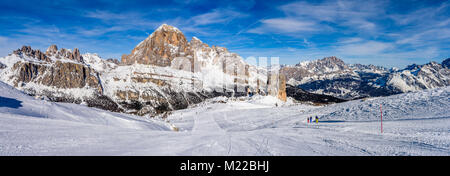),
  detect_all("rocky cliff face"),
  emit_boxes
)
[0,24,286,116]
[104,24,282,114]
[11,61,101,91]
[282,57,450,99]
[120,24,268,95]
[6,46,99,91]
[122,24,191,66]
[0,45,120,112]
[267,71,287,102]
